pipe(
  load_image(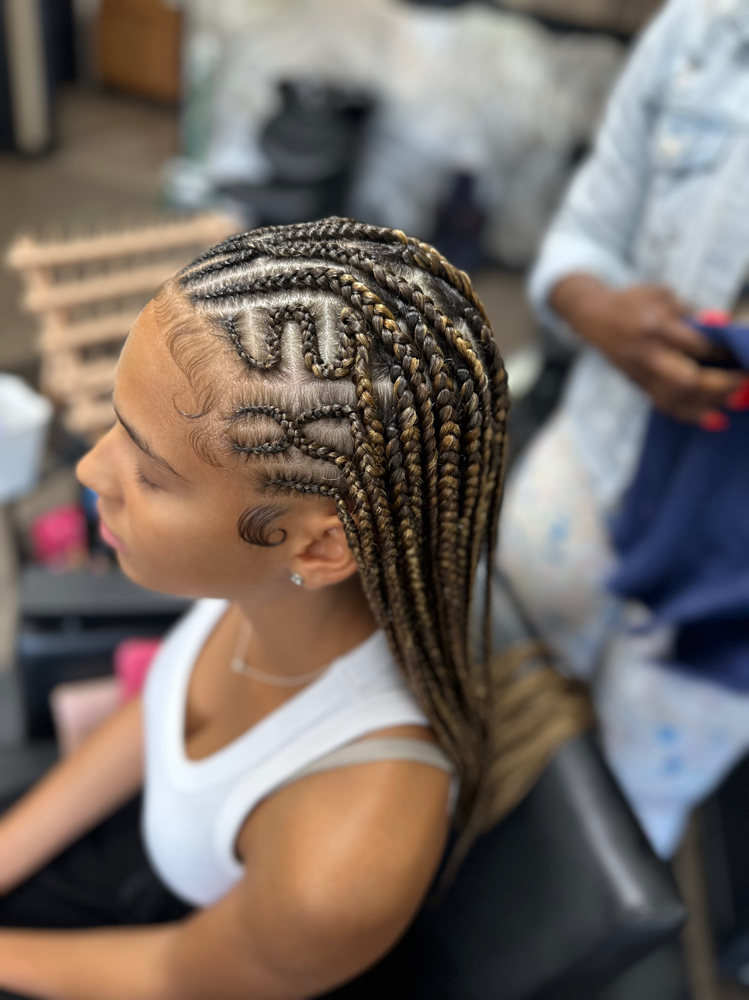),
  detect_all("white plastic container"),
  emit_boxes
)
[0,374,52,504]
